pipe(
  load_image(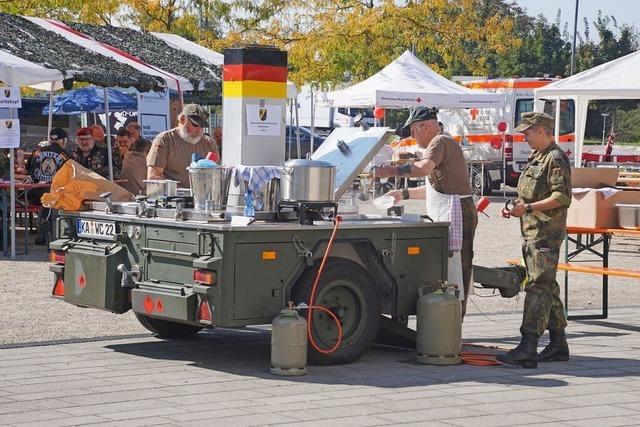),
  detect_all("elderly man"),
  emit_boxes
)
[376,107,478,318]
[72,127,115,179]
[147,104,218,188]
